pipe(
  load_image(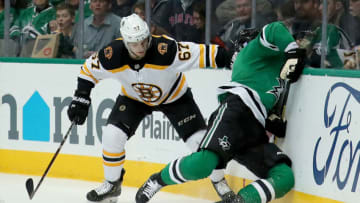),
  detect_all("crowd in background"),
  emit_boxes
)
[0,0,359,69]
